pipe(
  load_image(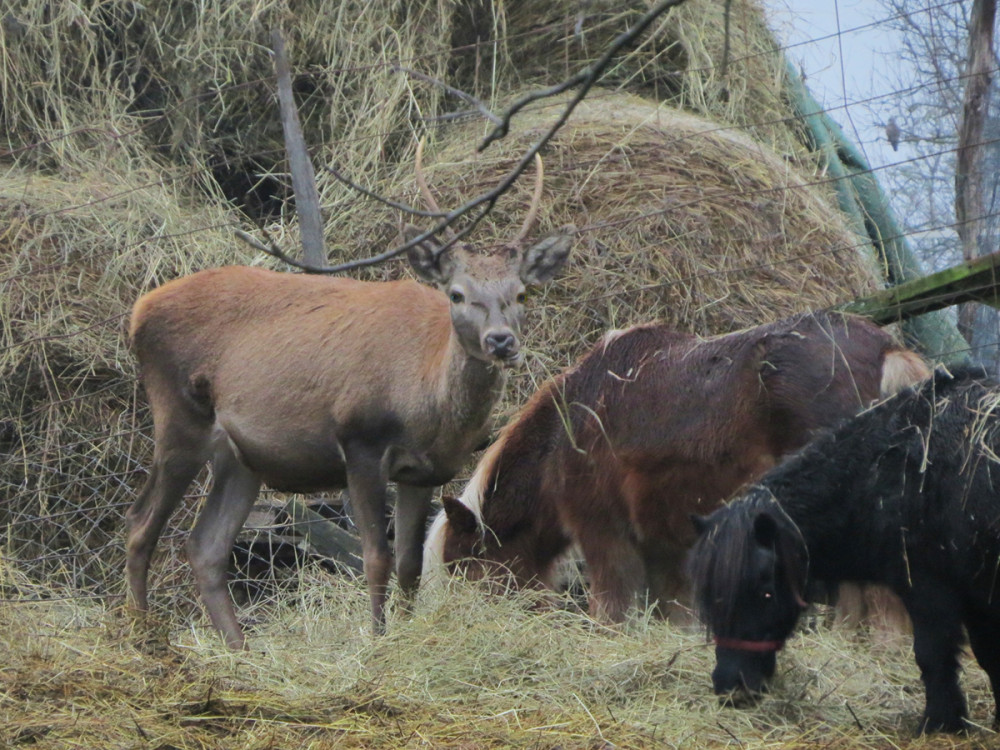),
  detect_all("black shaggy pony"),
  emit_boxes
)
[688,367,1000,734]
